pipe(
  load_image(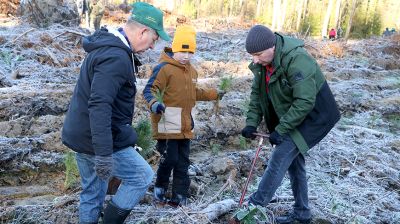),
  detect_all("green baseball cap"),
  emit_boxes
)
[130,2,171,41]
